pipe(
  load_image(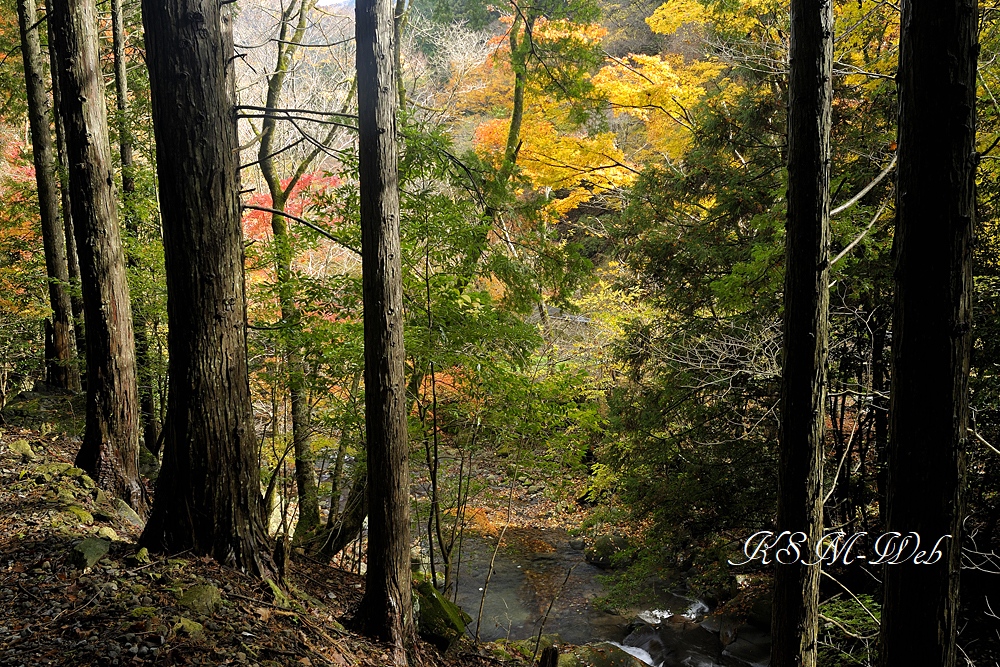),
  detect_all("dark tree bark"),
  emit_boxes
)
[44,0,85,360]
[138,0,272,576]
[879,1,976,665]
[109,0,158,454]
[17,0,79,392]
[771,0,832,665]
[354,0,413,659]
[49,0,144,514]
